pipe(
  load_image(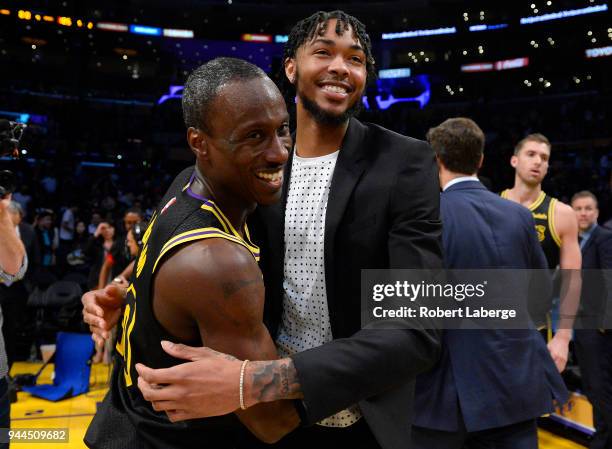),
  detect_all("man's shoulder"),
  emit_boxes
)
[594,224,612,244]
[360,119,427,150]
